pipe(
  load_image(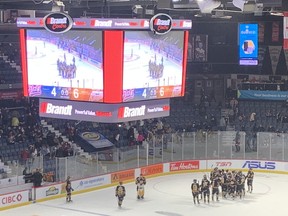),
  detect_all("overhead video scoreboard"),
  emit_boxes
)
[18,13,192,104]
